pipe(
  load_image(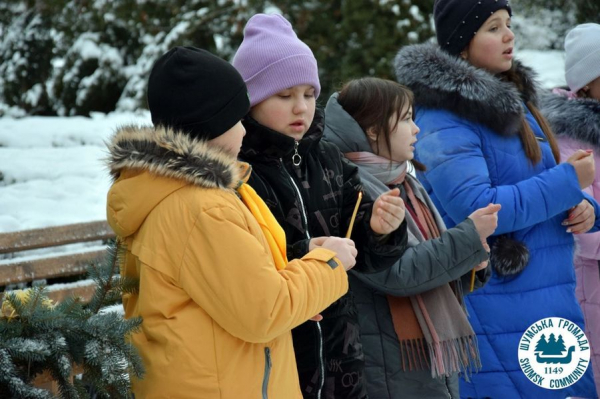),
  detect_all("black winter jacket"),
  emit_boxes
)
[240,111,407,399]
